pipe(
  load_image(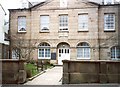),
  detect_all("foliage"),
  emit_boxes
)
[44,63,54,69]
[11,34,37,62]
[25,63,39,78]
